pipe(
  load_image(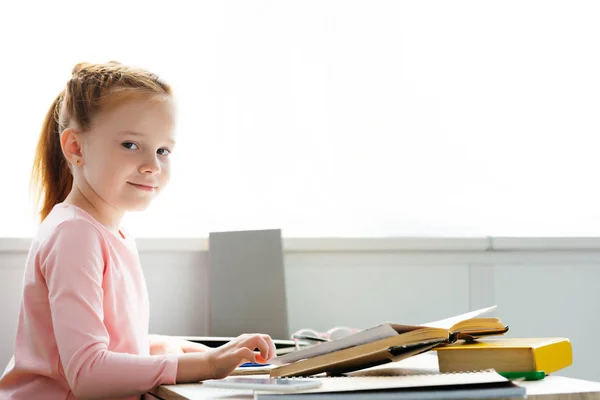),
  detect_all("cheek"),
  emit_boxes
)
[160,161,171,184]
[84,154,127,187]
[85,166,117,194]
